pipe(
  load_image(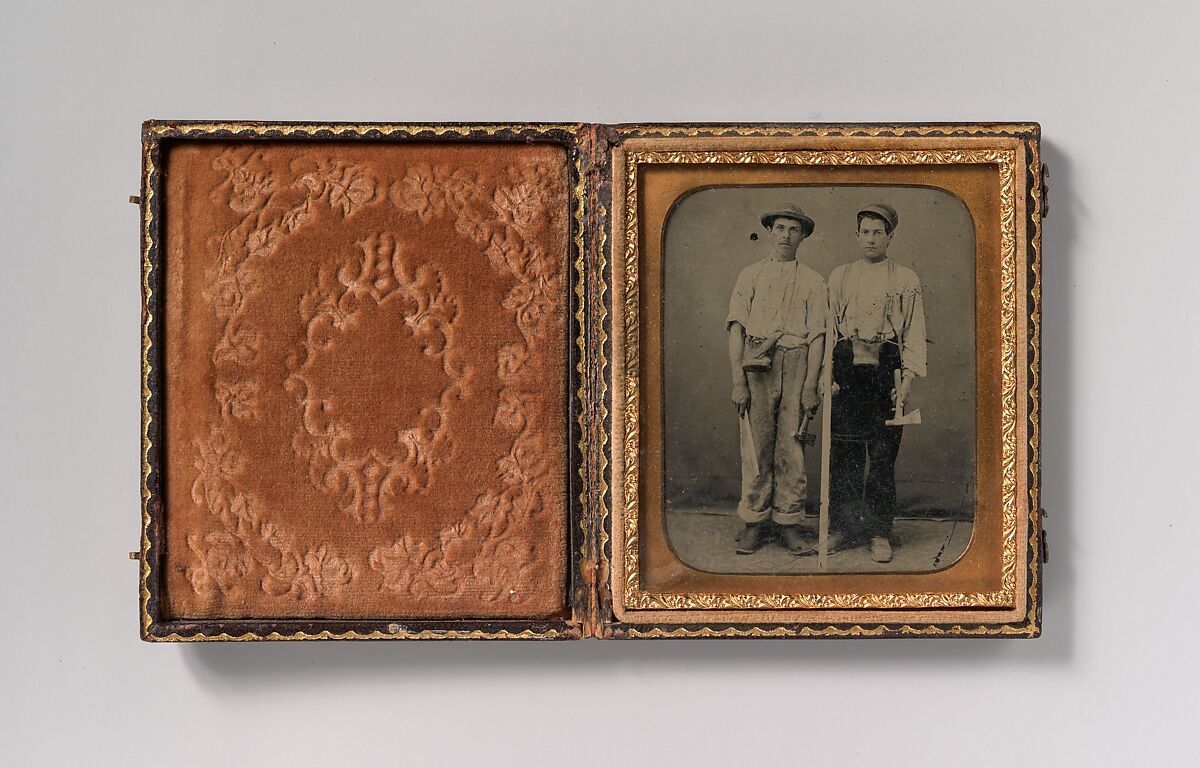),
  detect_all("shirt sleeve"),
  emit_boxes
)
[827,264,846,338]
[806,275,829,341]
[726,265,755,332]
[901,277,928,377]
